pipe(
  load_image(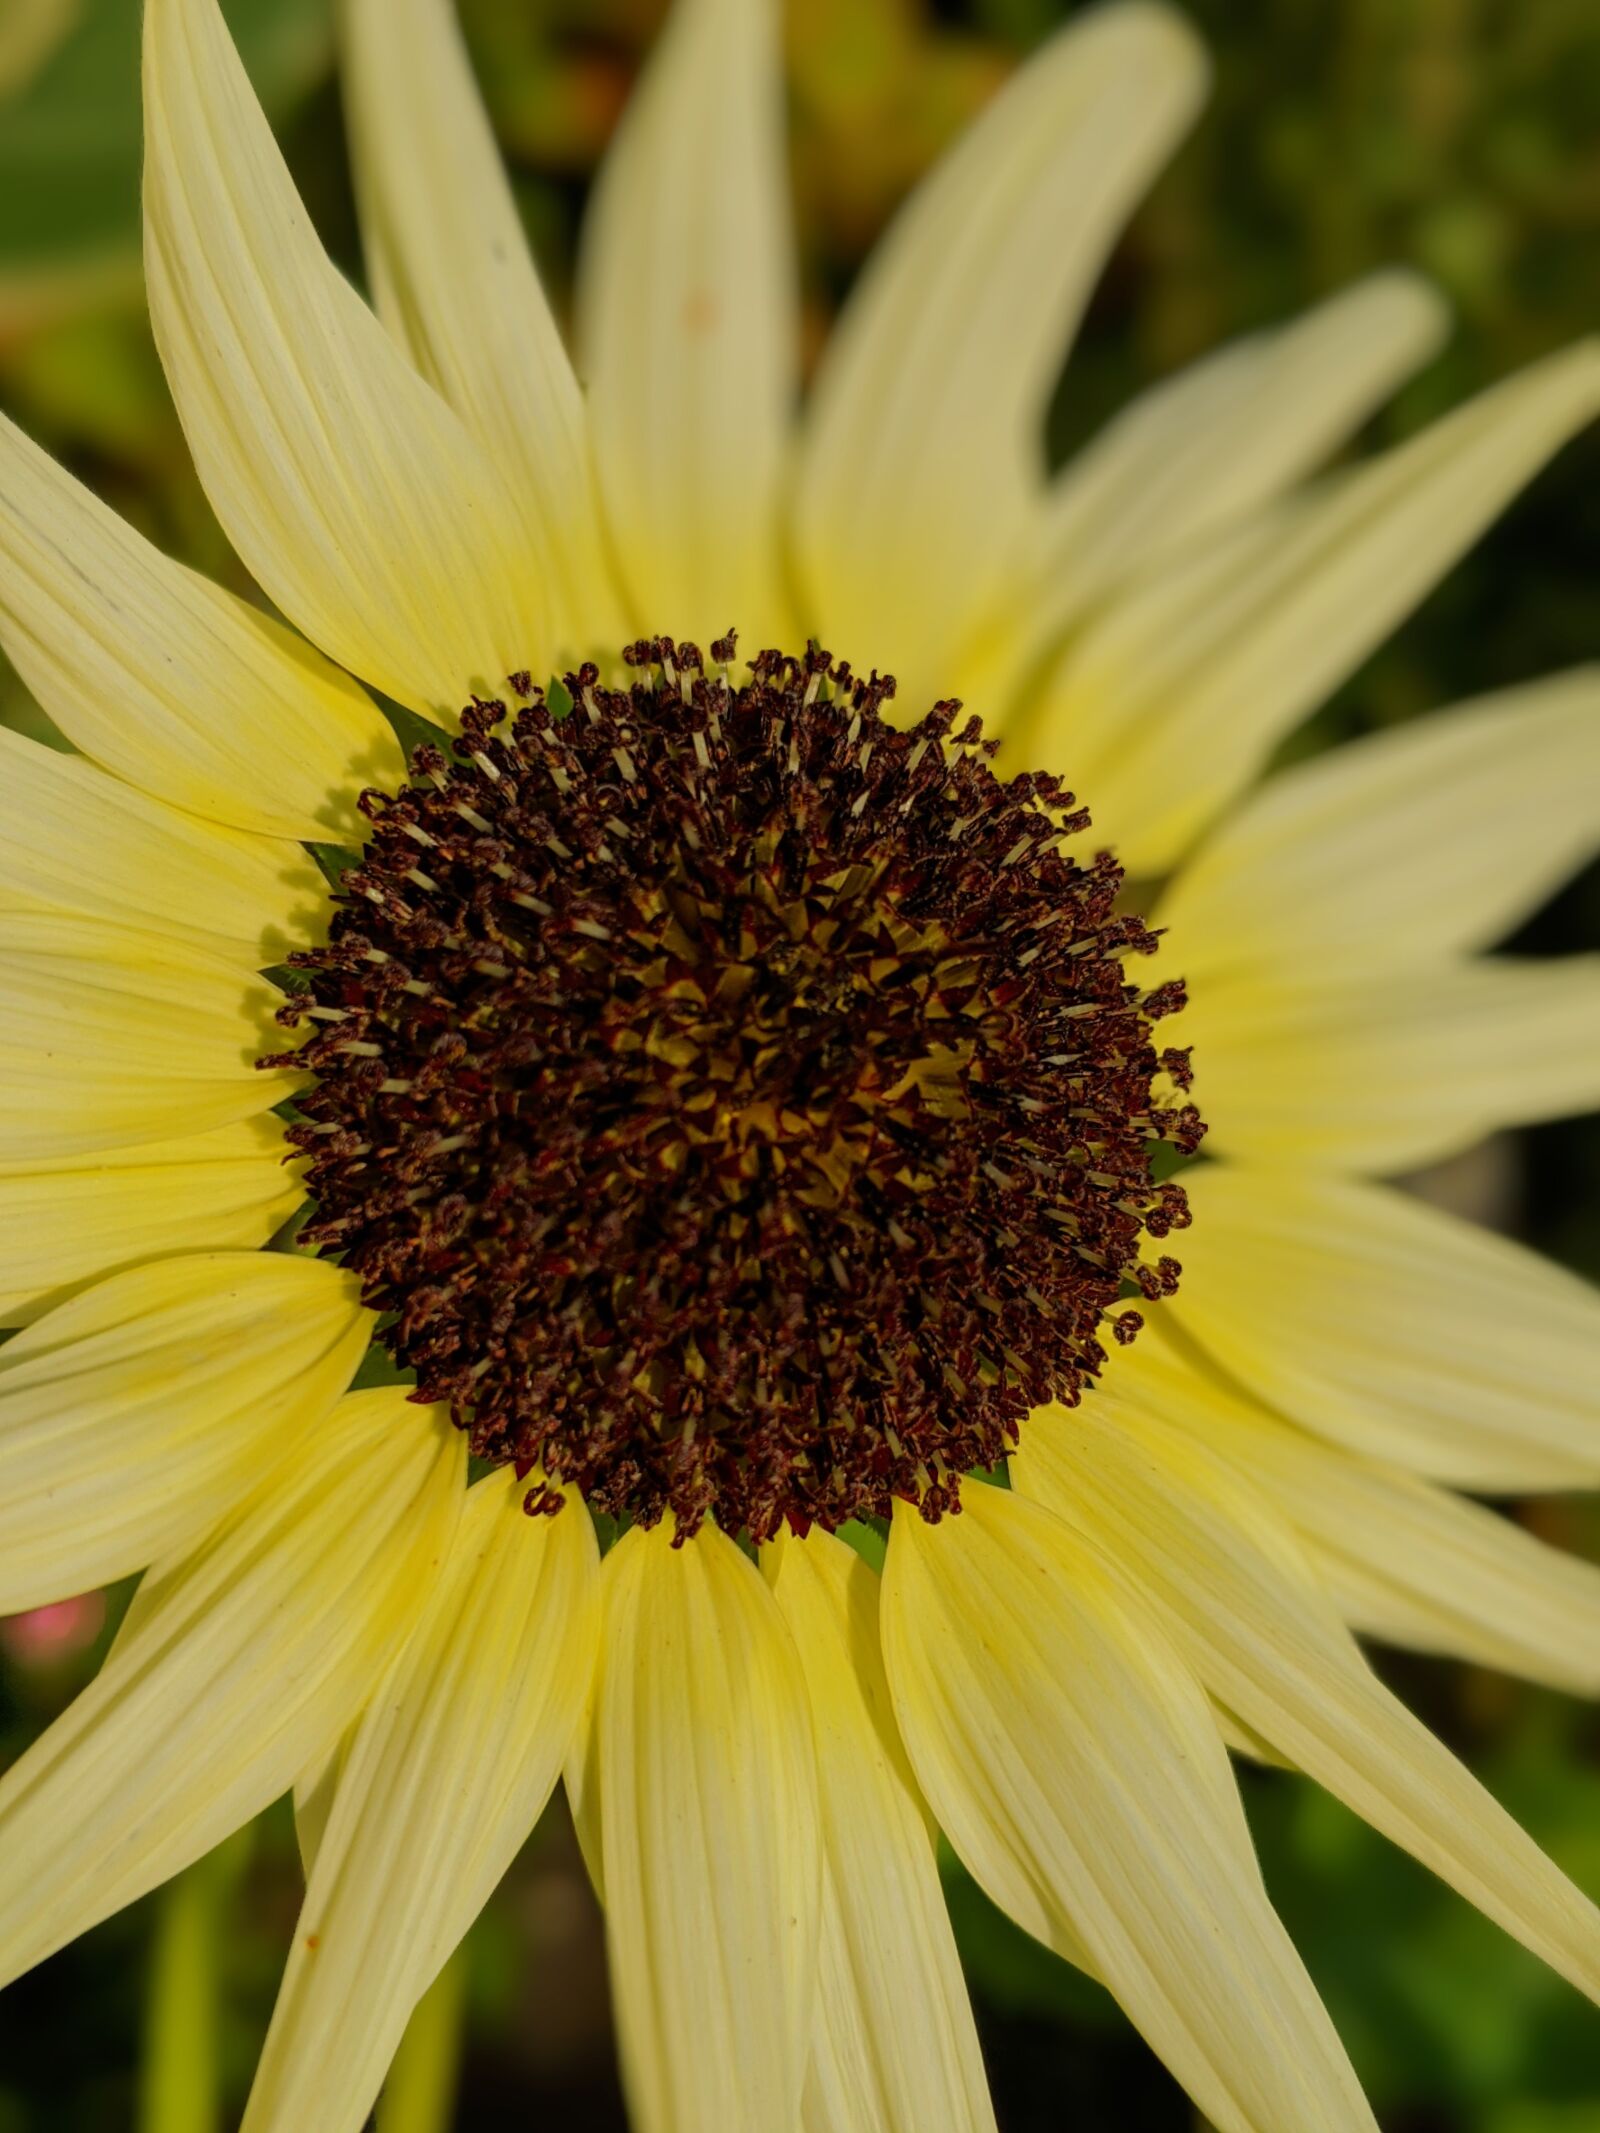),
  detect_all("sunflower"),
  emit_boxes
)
[1,0,1598,2128]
